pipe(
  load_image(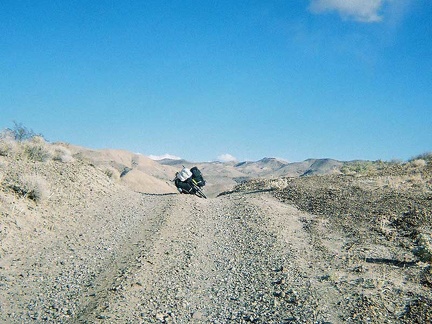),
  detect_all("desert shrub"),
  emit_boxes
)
[0,130,18,157]
[51,145,74,163]
[5,174,49,202]
[29,135,45,145]
[374,174,427,191]
[0,139,15,157]
[7,121,40,142]
[341,160,409,176]
[341,161,382,175]
[410,159,427,168]
[410,152,432,164]
[421,265,432,287]
[0,128,14,140]
[1,123,47,159]
[23,138,52,162]
[104,166,120,181]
